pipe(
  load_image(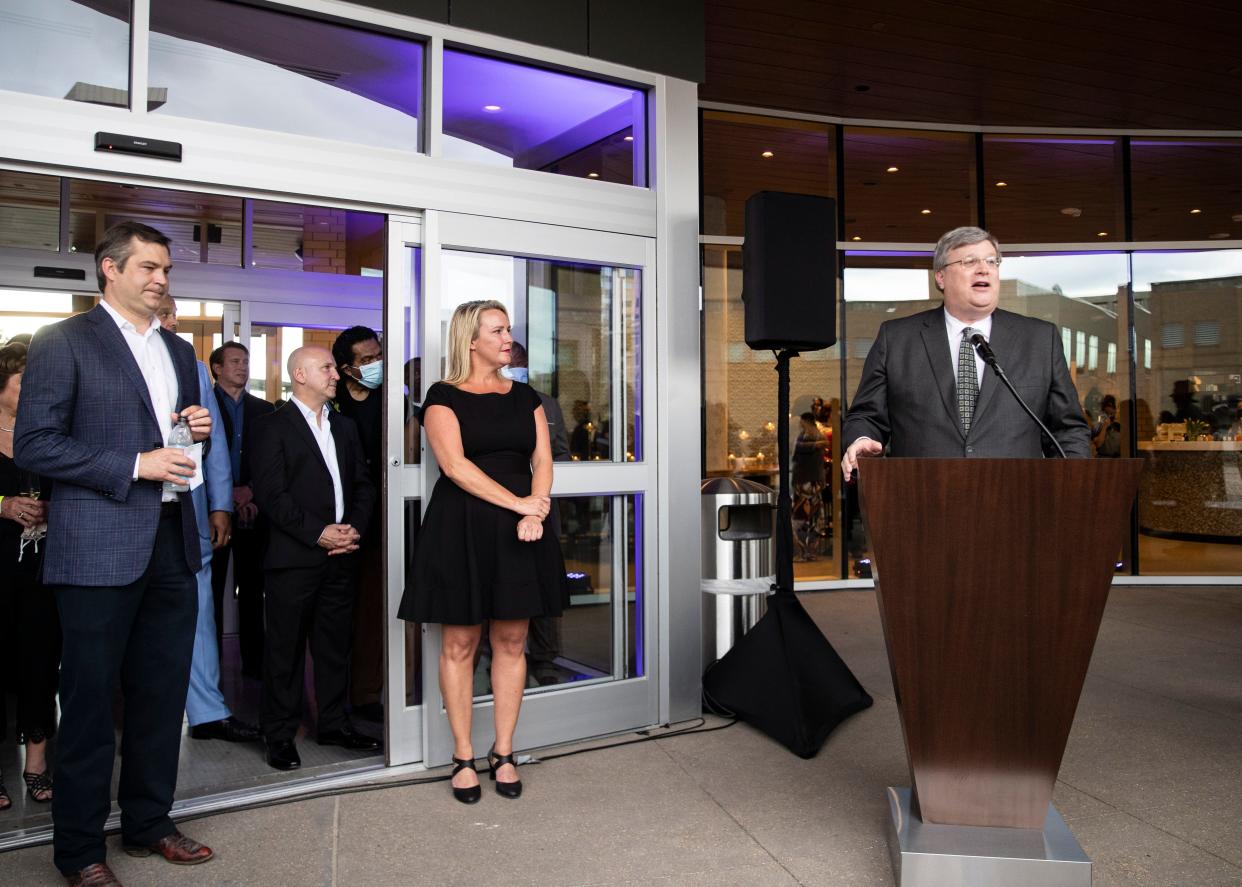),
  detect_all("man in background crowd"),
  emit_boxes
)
[210,340,275,679]
[157,295,260,745]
